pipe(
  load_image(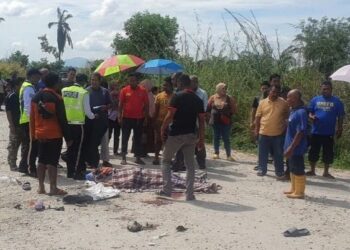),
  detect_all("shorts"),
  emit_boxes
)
[308,134,334,164]
[289,155,305,175]
[38,138,63,166]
